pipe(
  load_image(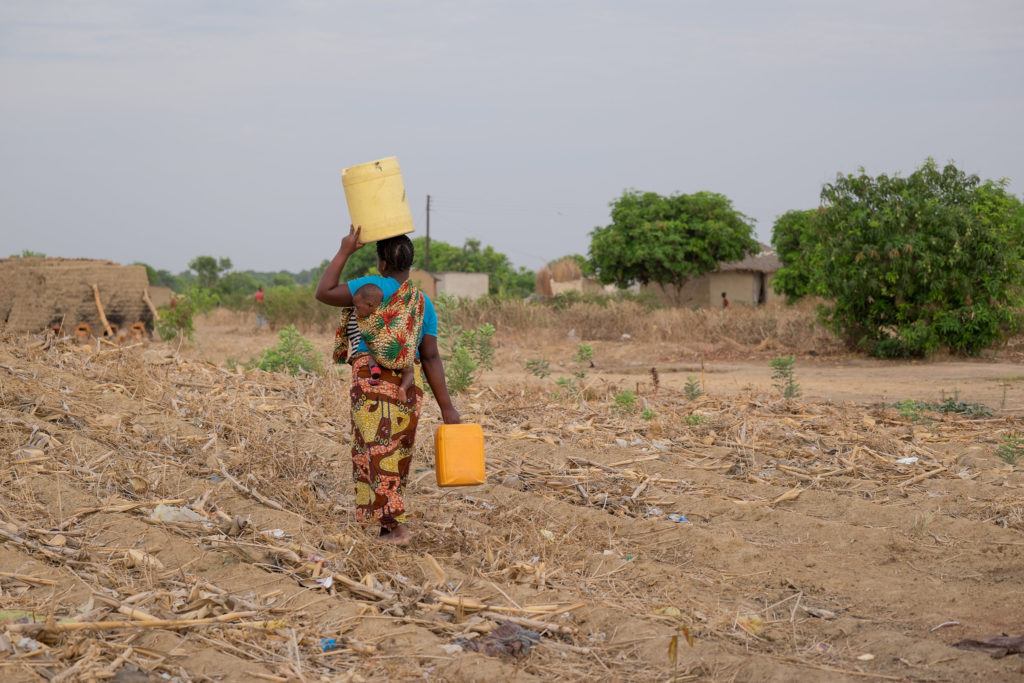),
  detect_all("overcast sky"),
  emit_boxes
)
[2,1,1022,273]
